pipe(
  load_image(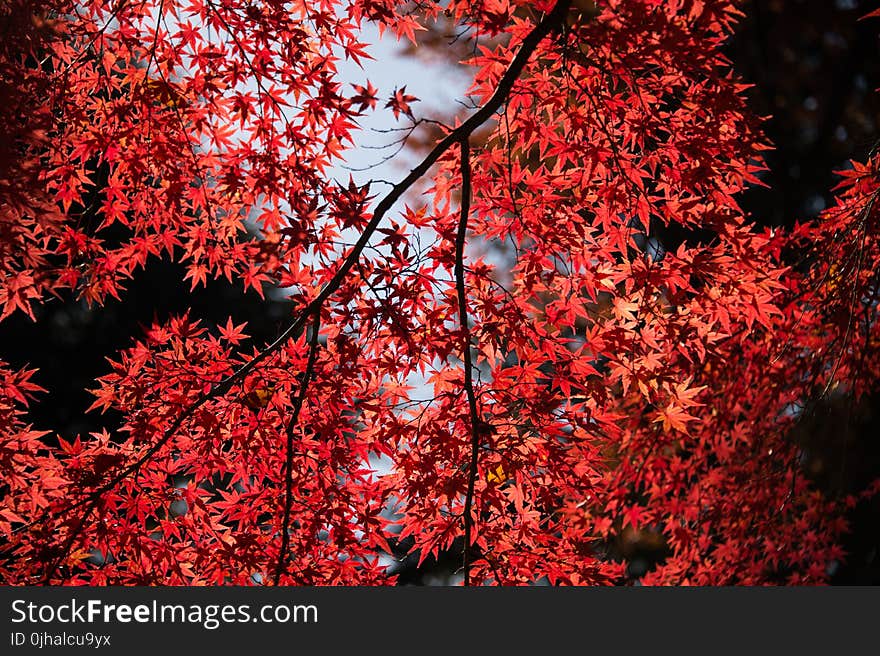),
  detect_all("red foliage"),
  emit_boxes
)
[0,0,878,585]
